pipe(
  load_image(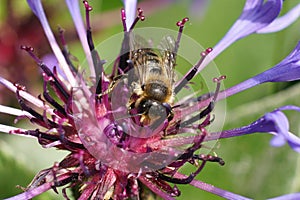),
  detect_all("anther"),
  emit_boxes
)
[129,8,145,31]
[83,0,93,35]
[20,45,34,52]
[176,17,189,27]
[213,75,226,83]
[83,0,92,11]
[137,8,145,21]
[175,17,189,55]
[121,8,127,32]
[211,75,226,102]
[121,9,126,20]
[14,83,26,91]
[205,47,213,54]
[20,45,42,64]
[201,47,213,57]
